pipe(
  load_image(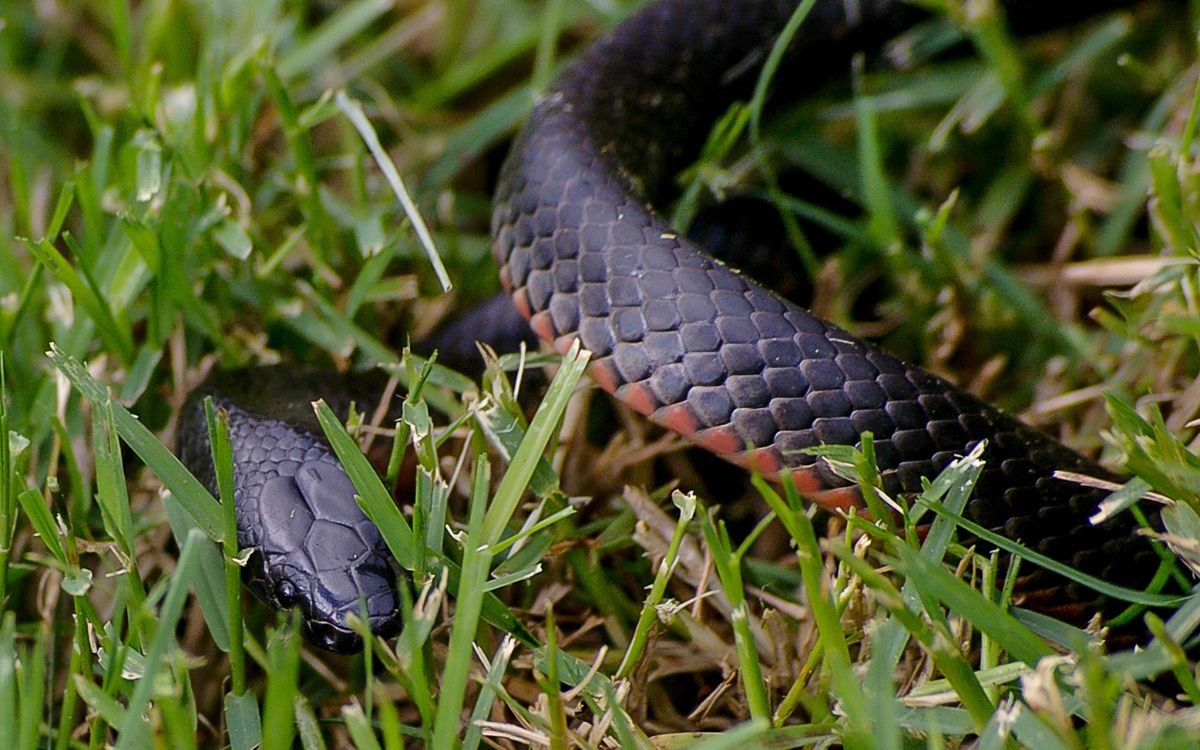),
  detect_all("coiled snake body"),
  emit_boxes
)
[182,0,1162,652]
